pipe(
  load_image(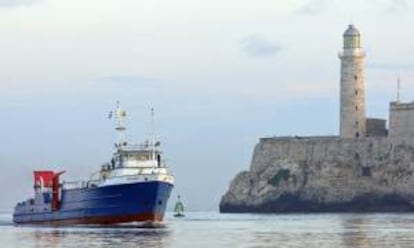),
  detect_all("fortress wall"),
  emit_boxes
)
[250,136,390,173]
[389,102,414,138]
[366,118,387,137]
